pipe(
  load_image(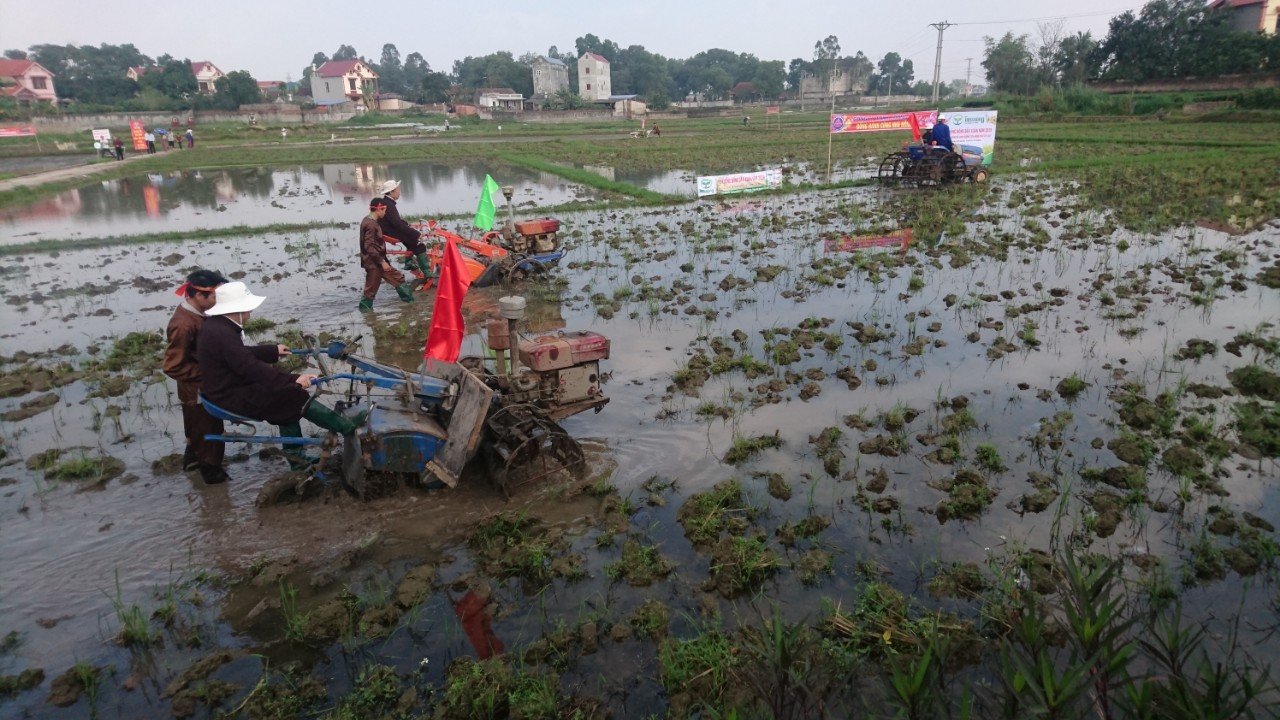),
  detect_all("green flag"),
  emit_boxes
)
[473,174,501,231]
